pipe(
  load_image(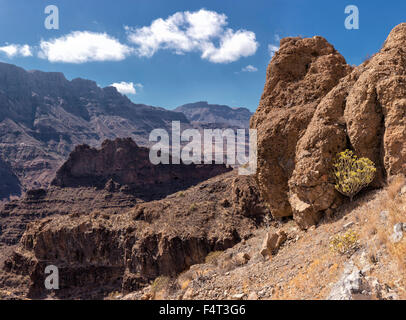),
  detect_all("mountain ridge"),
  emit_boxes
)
[174,101,252,128]
[0,63,250,200]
